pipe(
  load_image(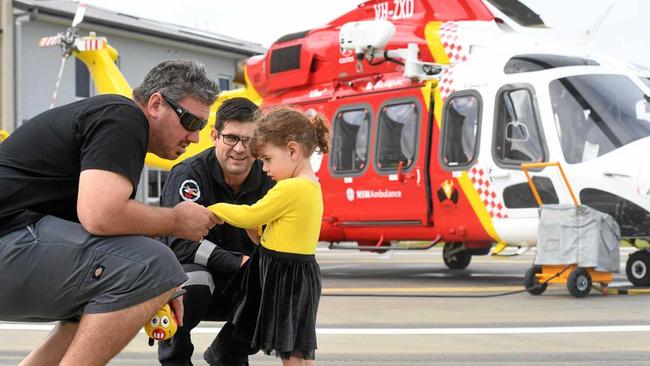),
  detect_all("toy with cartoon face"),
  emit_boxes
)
[144,303,178,346]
